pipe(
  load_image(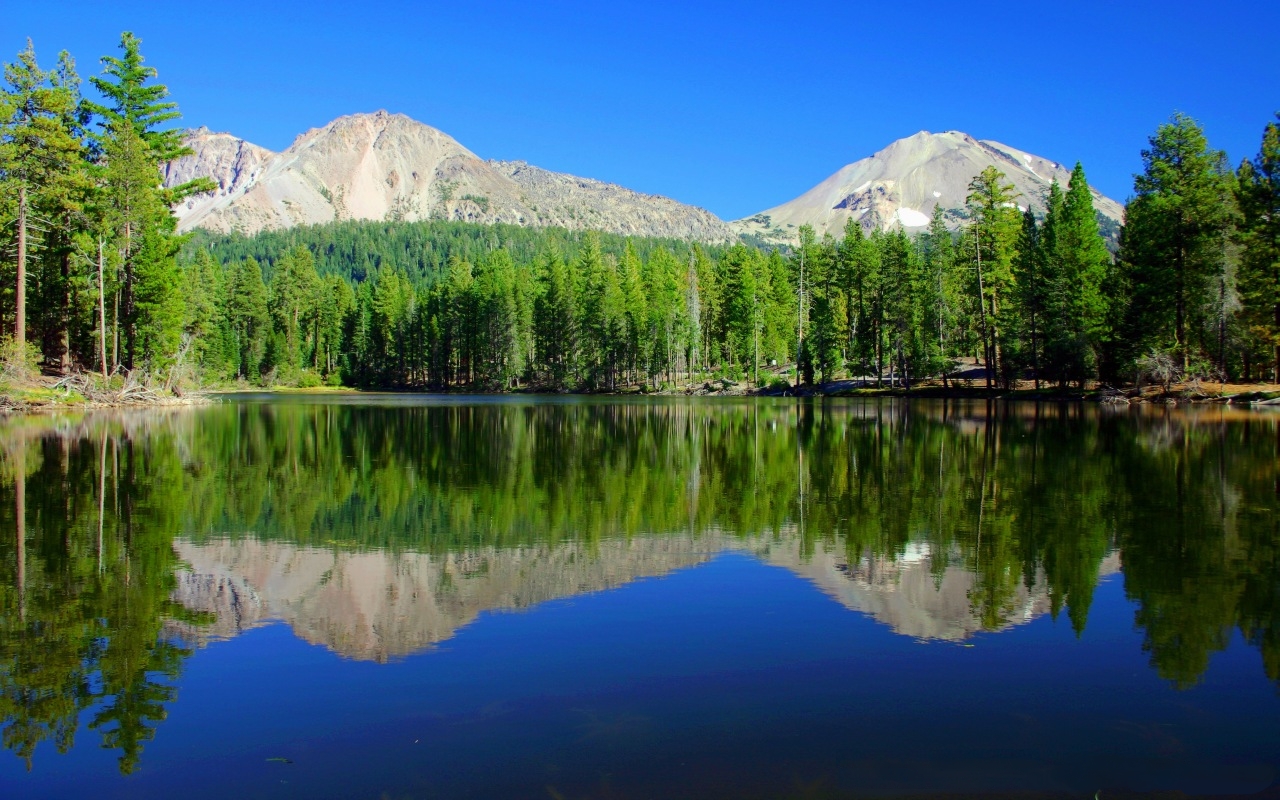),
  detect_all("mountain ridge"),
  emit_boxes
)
[166,110,735,242]
[731,129,1125,244]
[166,115,1124,245]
